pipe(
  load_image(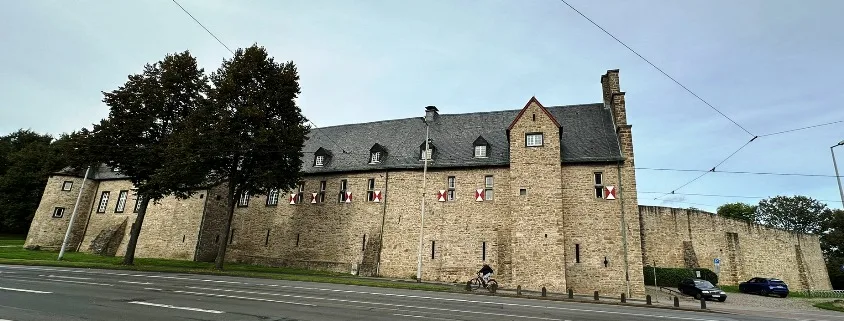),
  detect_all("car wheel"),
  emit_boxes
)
[760,290,768,297]
[695,293,702,300]
[718,297,726,302]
